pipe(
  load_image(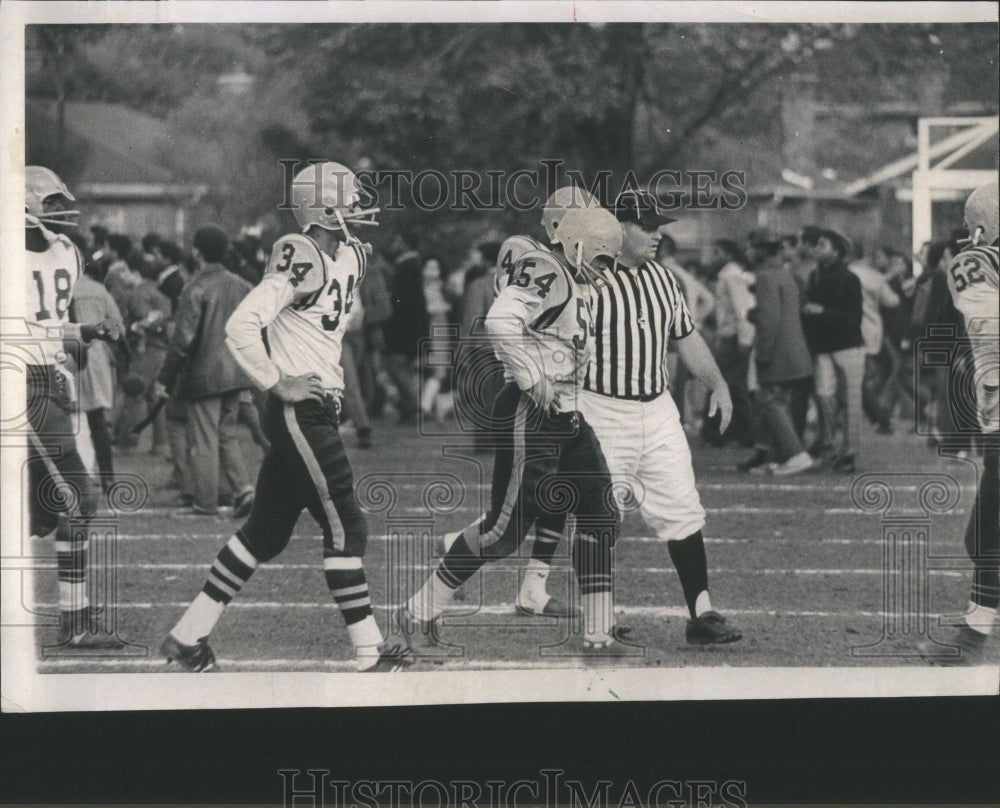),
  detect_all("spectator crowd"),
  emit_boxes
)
[66,213,977,515]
